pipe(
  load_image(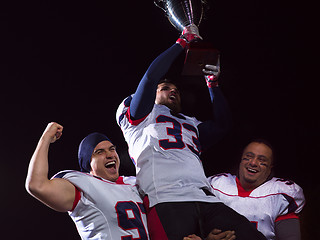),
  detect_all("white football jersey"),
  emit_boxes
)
[53,170,149,240]
[208,173,305,240]
[116,96,220,207]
